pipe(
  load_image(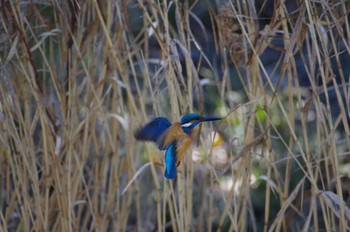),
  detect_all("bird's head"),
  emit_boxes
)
[180,113,221,134]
